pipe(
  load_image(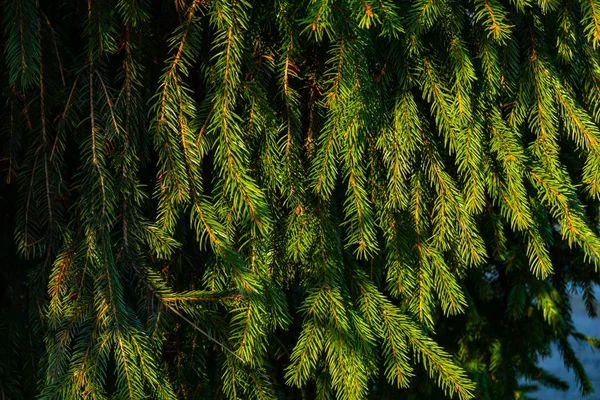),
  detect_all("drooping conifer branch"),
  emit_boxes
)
[3,0,600,398]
